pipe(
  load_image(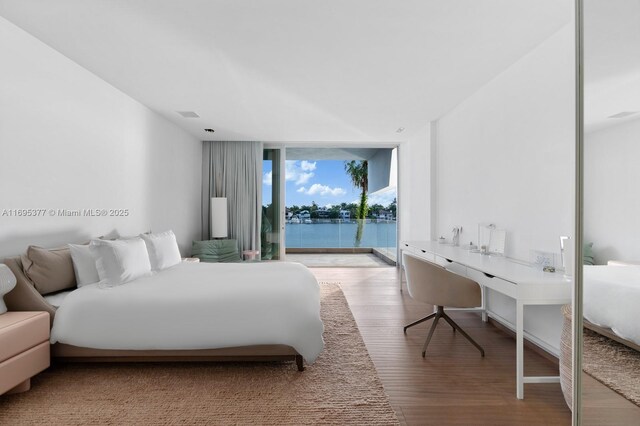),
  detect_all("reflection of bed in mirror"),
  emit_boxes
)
[583,264,640,352]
